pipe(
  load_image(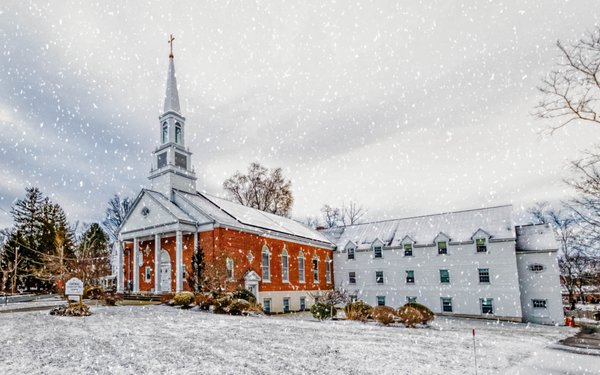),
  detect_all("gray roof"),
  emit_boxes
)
[321,205,515,250]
